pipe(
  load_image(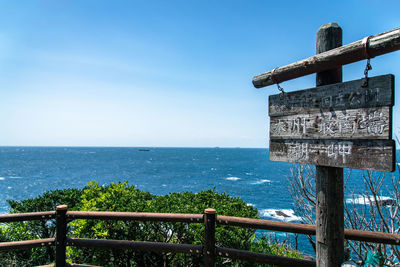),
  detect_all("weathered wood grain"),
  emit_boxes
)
[314,23,344,267]
[269,74,394,117]
[269,139,395,172]
[252,27,400,88]
[270,106,392,140]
